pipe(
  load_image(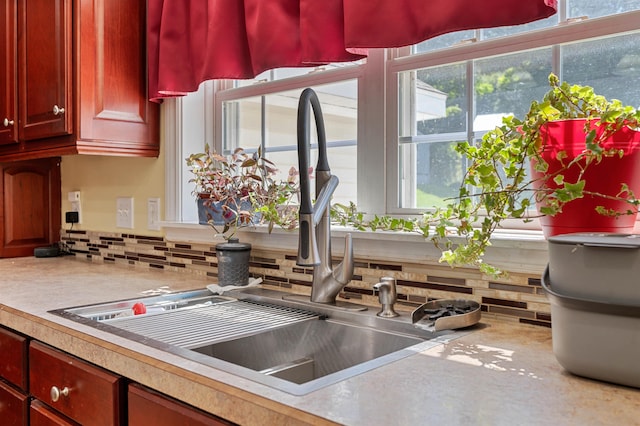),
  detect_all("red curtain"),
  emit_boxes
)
[148,0,557,102]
